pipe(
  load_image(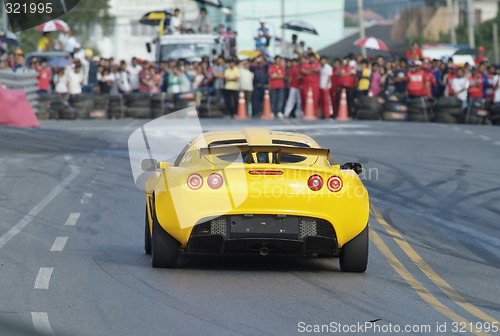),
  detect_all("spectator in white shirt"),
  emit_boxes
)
[239,60,254,116]
[451,67,469,108]
[117,60,132,94]
[127,57,142,92]
[319,56,333,118]
[67,63,84,95]
[170,8,183,35]
[197,8,211,34]
[55,28,70,51]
